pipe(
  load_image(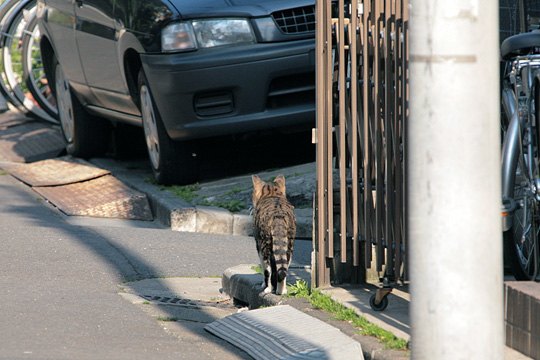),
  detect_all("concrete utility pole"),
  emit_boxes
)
[408,1,504,359]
